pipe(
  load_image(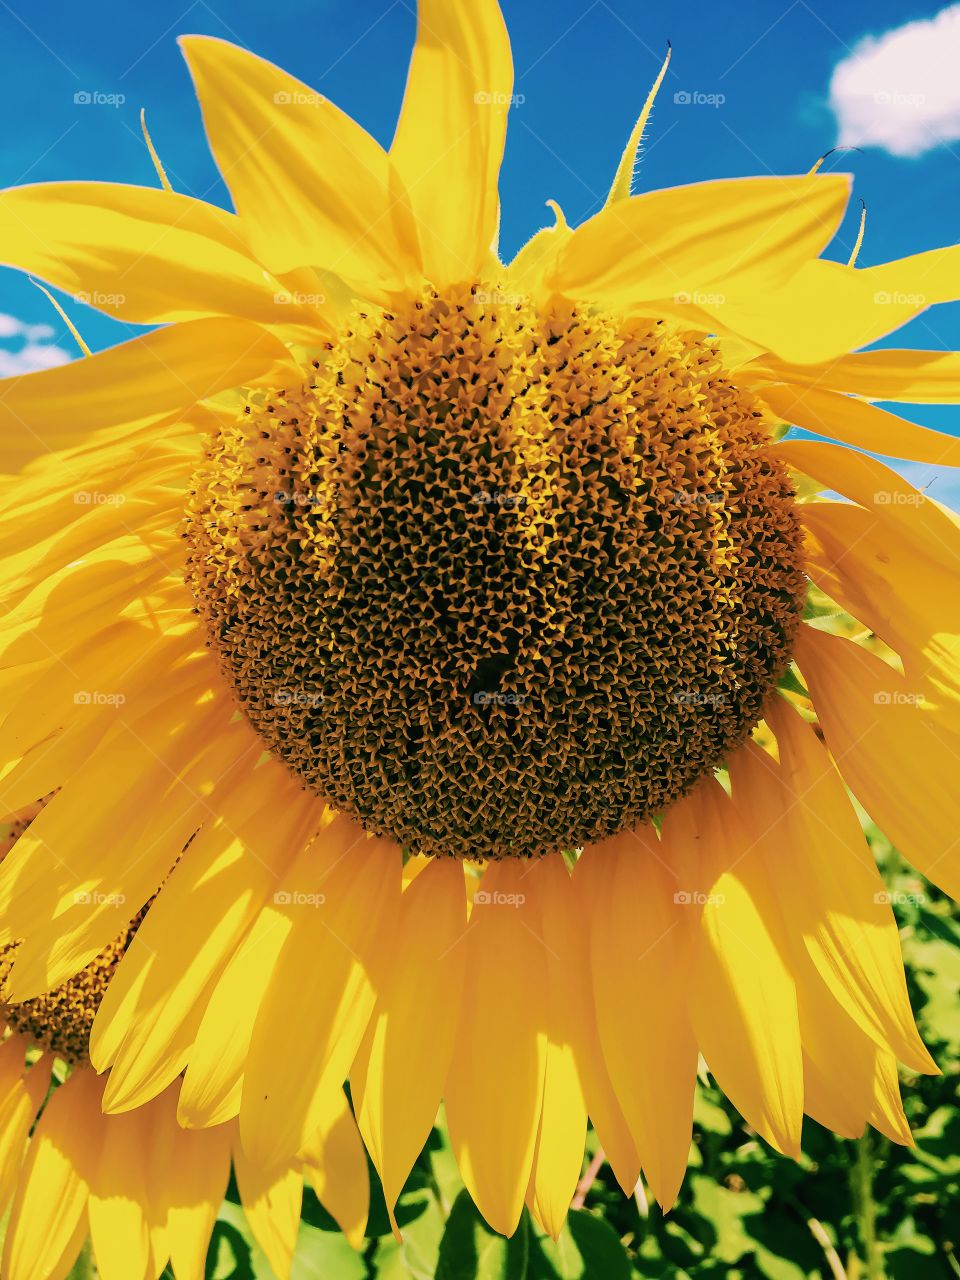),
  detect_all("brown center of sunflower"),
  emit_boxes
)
[184,284,805,860]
